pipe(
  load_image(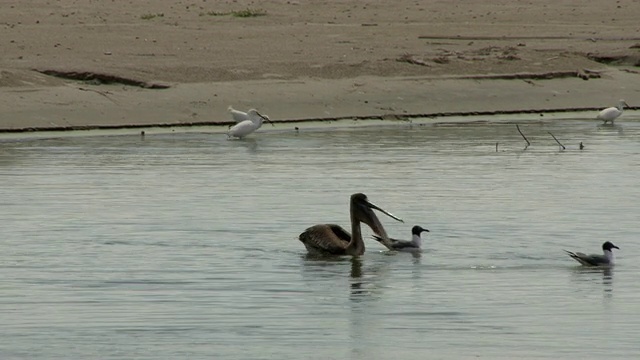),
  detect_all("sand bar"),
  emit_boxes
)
[1,0,639,132]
